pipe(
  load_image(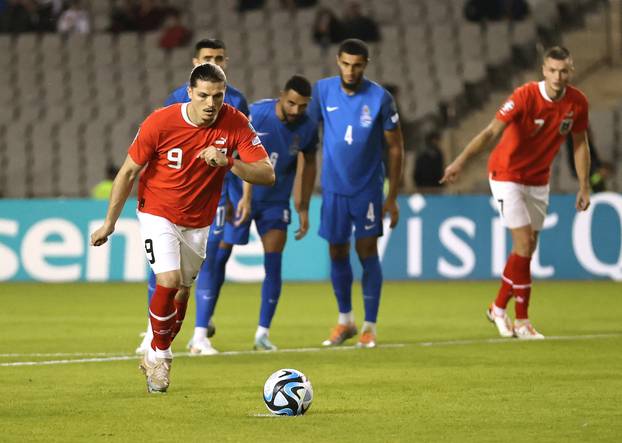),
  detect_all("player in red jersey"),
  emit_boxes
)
[441,46,591,340]
[90,63,274,393]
